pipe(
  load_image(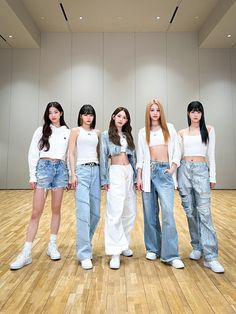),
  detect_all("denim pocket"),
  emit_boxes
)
[163,169,172,177]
